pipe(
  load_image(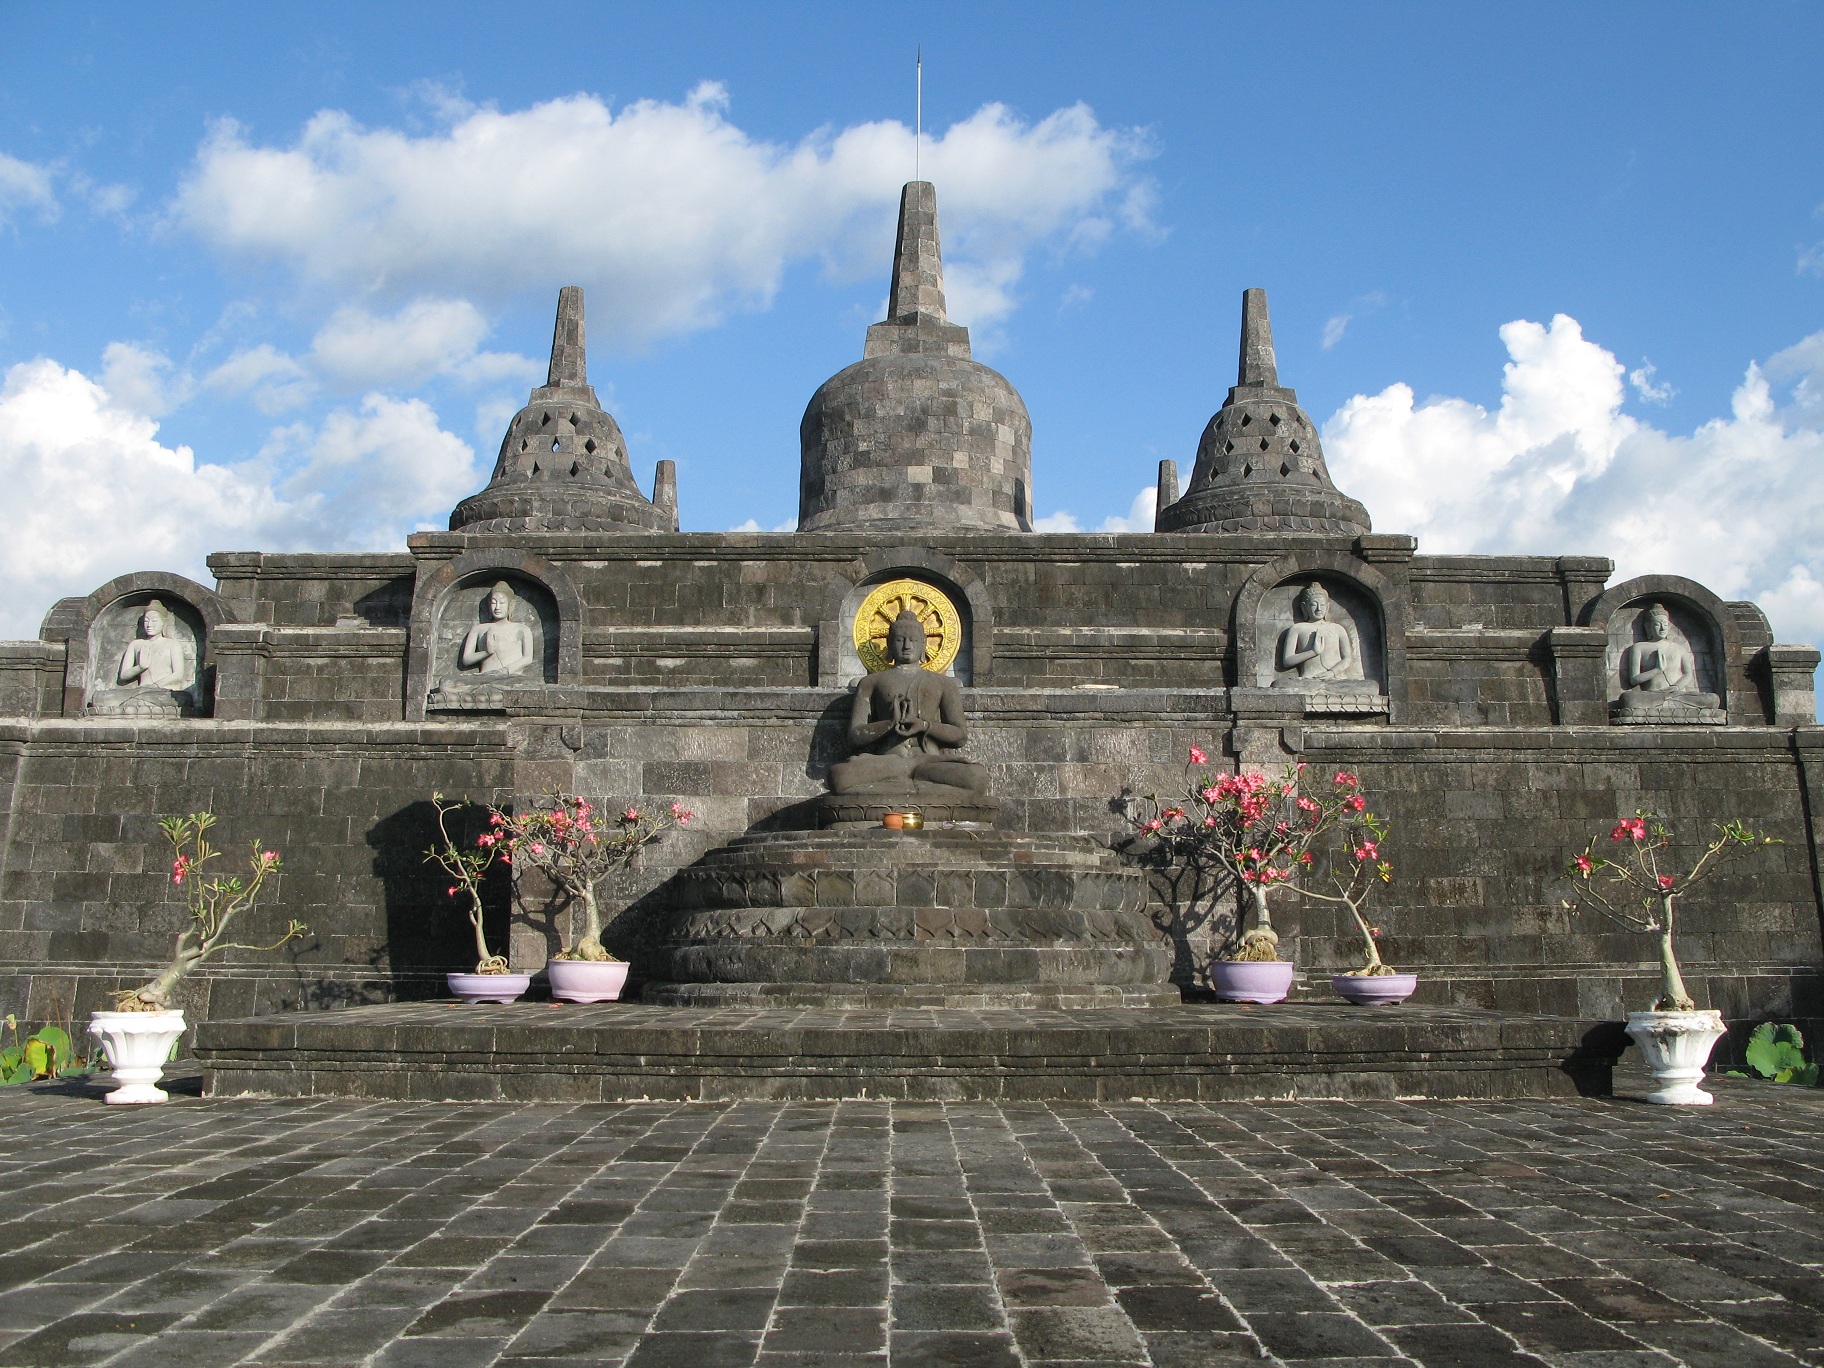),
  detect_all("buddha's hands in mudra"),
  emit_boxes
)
[893,694,928,737]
